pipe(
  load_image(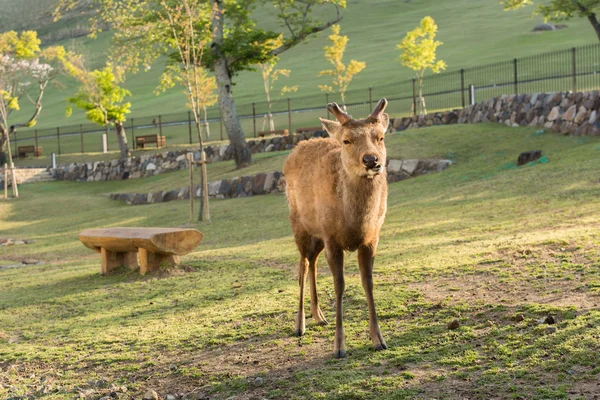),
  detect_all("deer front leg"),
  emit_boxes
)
[325,240,345,358]
[358,244,387,351]
[295,256,309,337]
[308,238,327,325]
